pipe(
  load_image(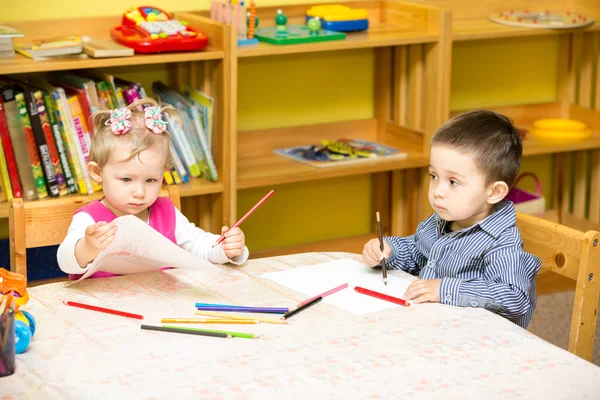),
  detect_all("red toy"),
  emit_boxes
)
[110,6,208,54]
